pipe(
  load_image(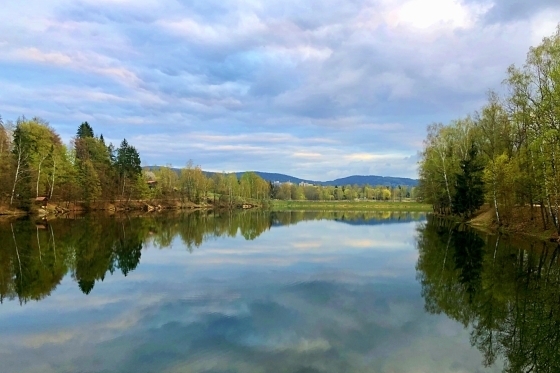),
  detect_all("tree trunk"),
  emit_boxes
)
[10,144,24,206]
[550,145,560,233]
[491,161,501,226]
[36,155,47,198]
[50,158,56,199]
